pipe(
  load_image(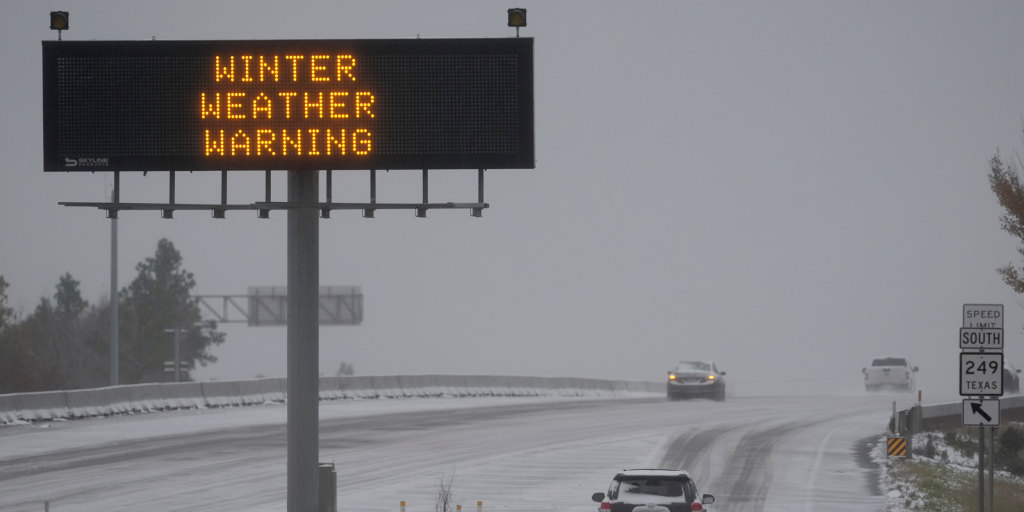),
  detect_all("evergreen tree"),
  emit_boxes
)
[0,274,105,391]
[0,275,13,331]
[55,272,88,321]
[336,361,355,376]
[119,239,224,383]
